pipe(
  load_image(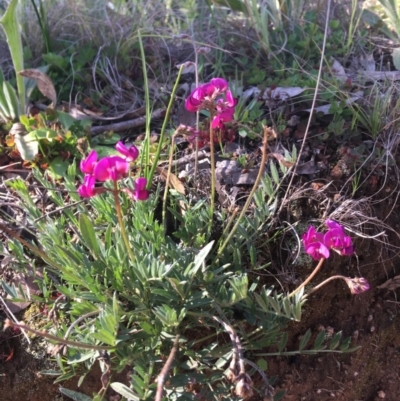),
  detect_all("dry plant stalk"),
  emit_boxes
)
[155,334,180,401]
